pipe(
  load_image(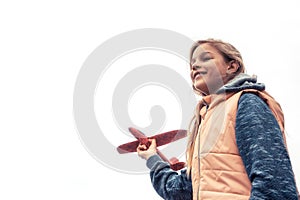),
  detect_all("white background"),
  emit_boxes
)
[1,0,299,199]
